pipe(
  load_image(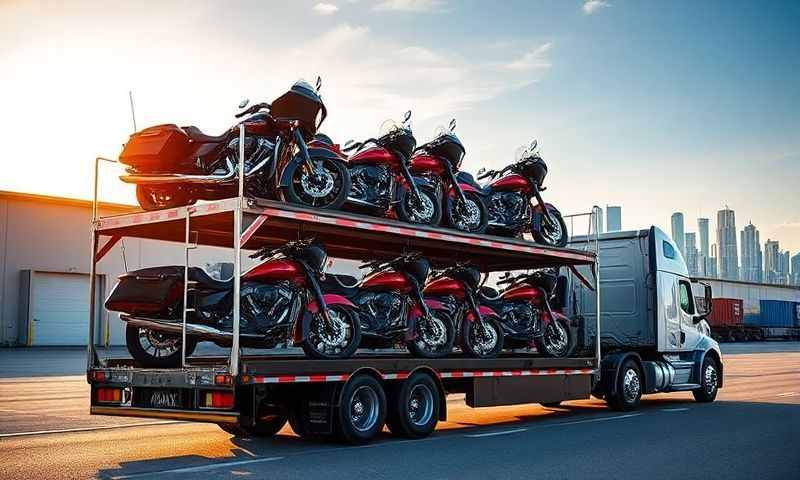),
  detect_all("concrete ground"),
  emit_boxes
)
[0,343,798,479]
